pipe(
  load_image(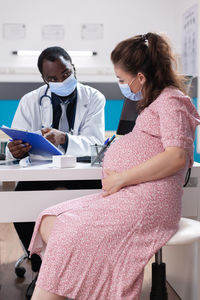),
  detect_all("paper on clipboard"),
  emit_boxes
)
[0,126,62,157]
